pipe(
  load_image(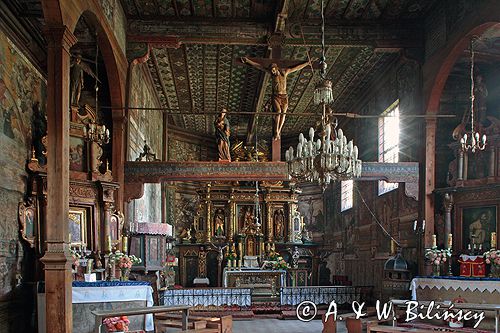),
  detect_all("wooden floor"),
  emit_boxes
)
[166,318,347,333]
